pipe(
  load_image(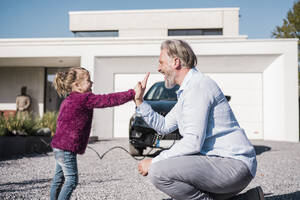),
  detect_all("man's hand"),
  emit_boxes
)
[134,73,150,107]
[138,158,152,176]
